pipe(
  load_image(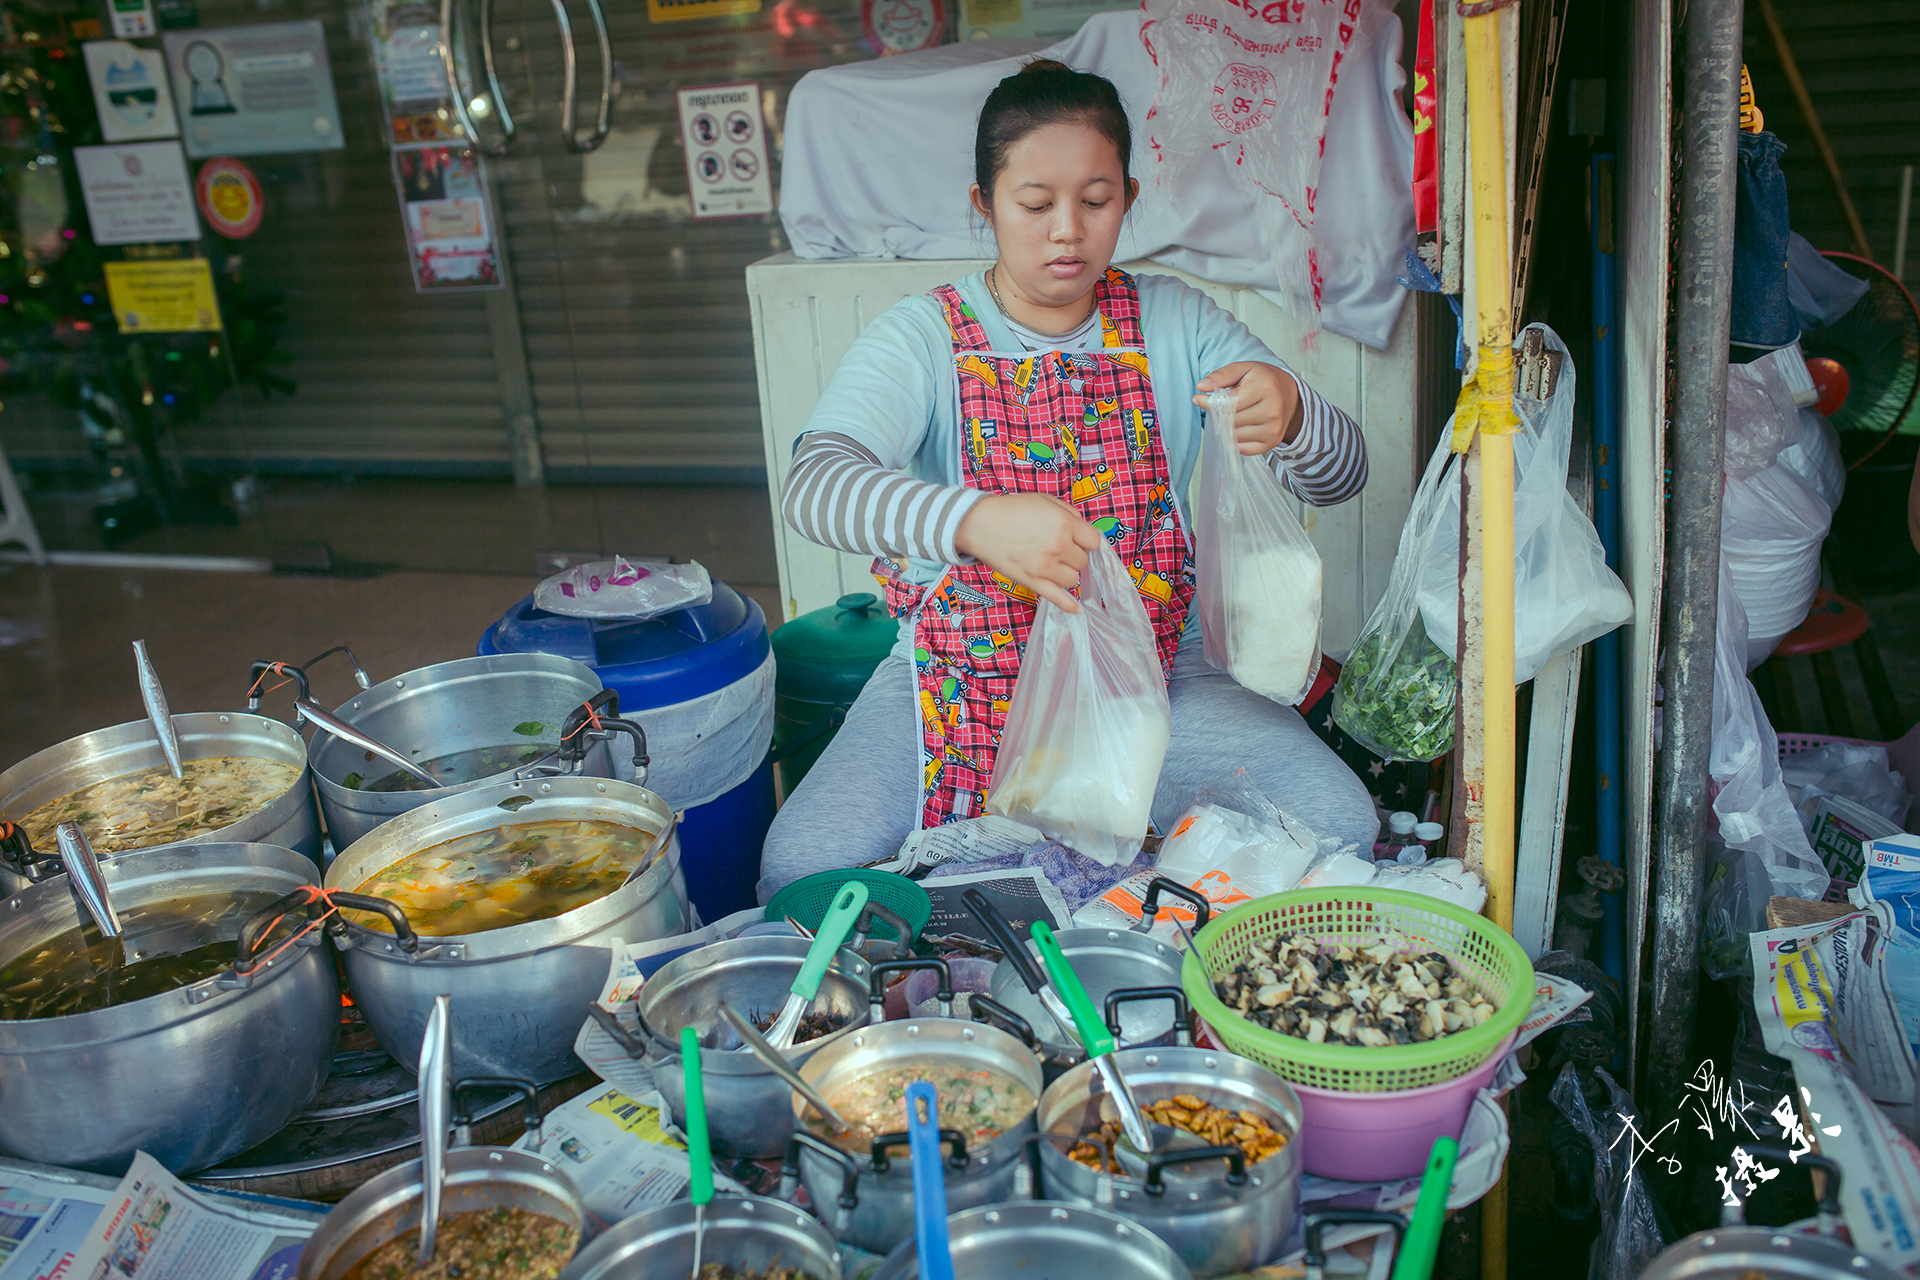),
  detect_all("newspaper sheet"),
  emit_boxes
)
[1749,912,1915,1110]
[1786,1045,1920,1276]
[66,1153,315,1280]
[0,1165,117,1280]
